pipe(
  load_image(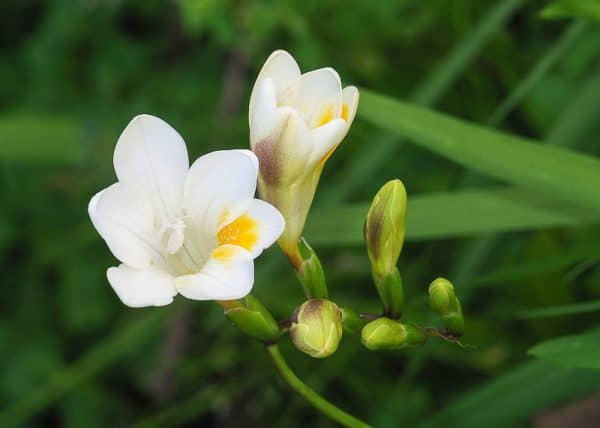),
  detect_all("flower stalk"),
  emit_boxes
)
[266,344,371,428]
